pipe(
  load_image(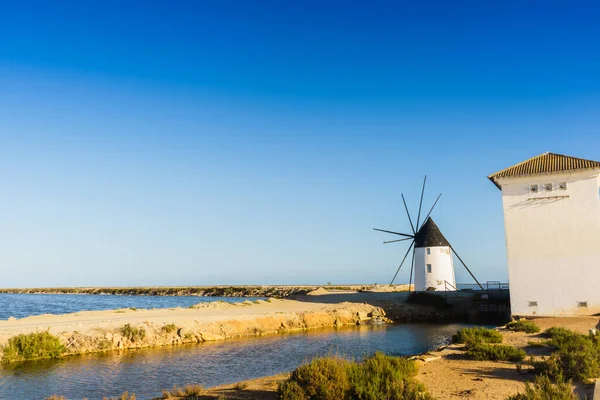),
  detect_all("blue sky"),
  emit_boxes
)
[1,1,599,287]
